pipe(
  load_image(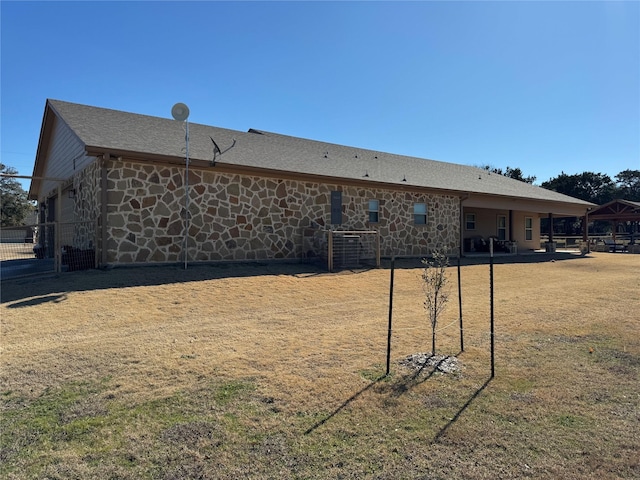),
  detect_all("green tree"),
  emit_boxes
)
[614,169,640,201]
[1,164,33,227]
[421,250,450,355]
[478,165,536,184]
[504,166,536,184]
[541,171,616,205]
